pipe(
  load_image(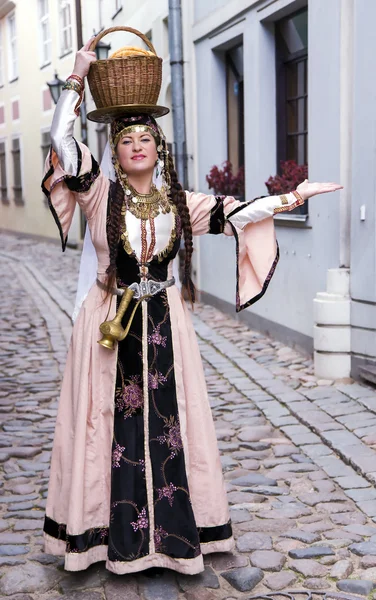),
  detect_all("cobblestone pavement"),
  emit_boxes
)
[2,231,376,600]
